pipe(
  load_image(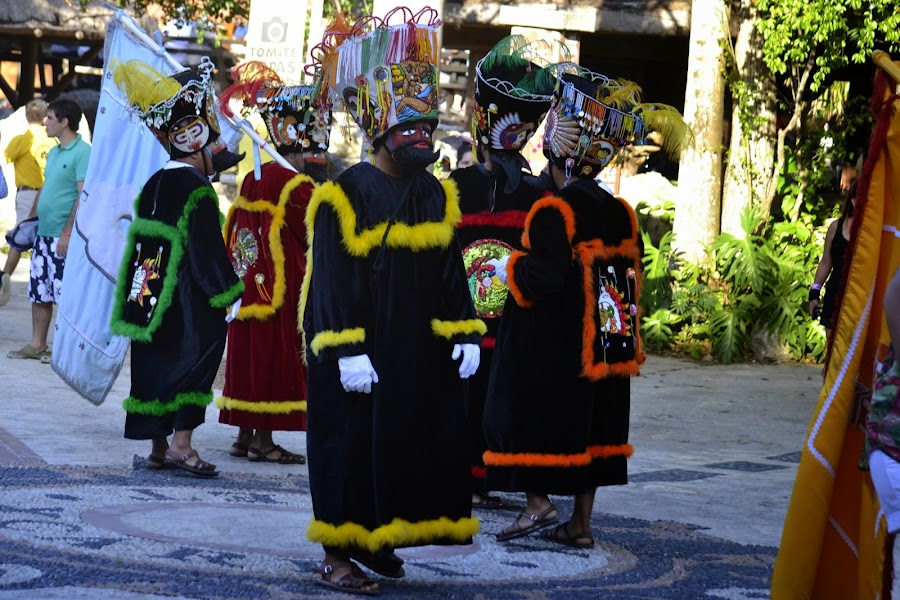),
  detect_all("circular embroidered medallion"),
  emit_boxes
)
[463,239,513,318]
[231,228,259,278]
